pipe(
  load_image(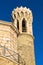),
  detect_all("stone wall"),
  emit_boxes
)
[0,21,17,52]
[18,34,35,65]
